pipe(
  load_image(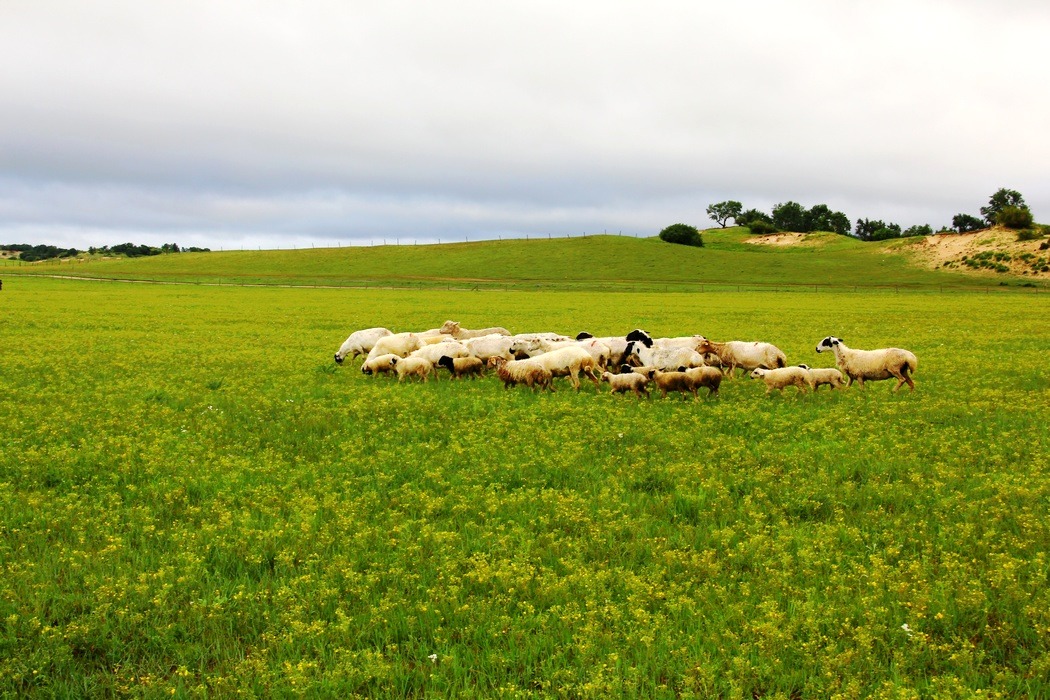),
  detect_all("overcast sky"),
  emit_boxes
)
[2,1,1049,250]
